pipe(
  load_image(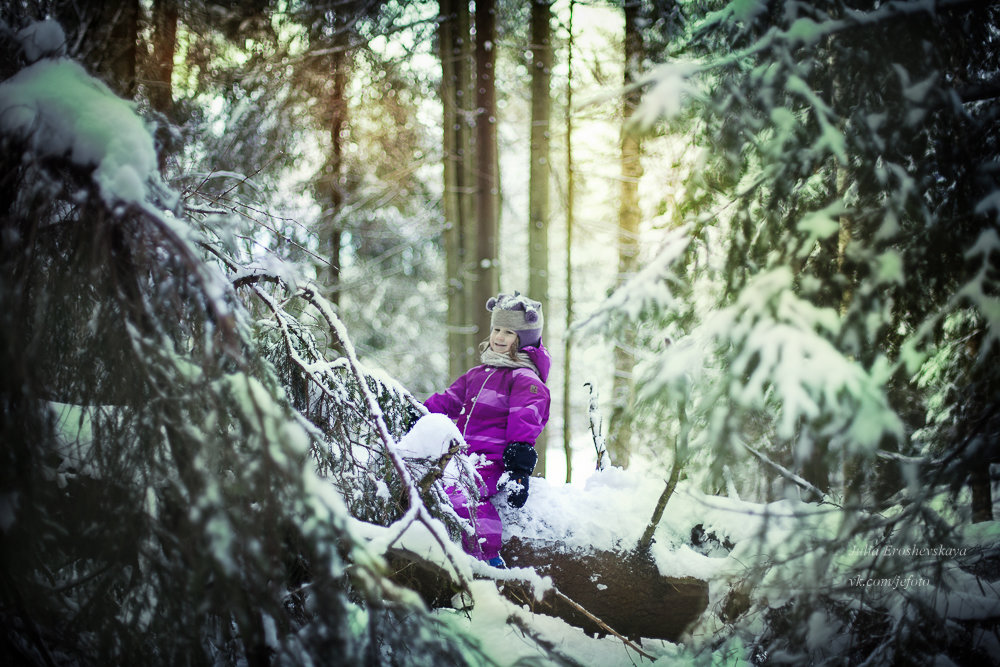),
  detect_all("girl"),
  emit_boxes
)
[425,292,551,567]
